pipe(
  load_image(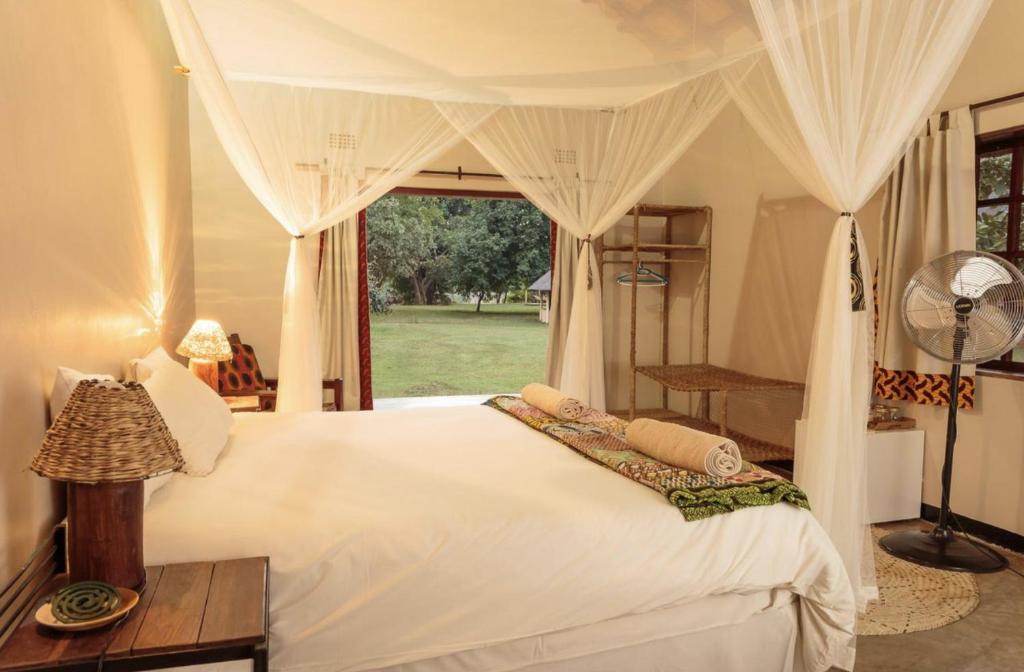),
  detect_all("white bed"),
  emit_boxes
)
[144,405,856,672]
